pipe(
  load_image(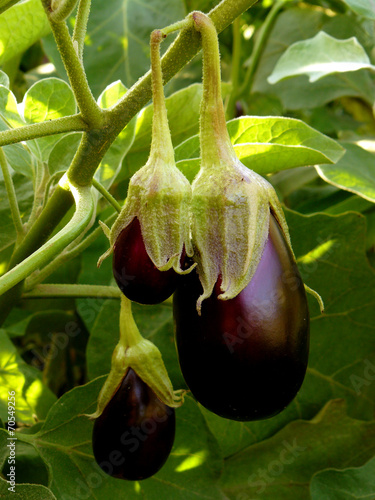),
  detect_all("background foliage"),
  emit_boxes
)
[0,0,375,498]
